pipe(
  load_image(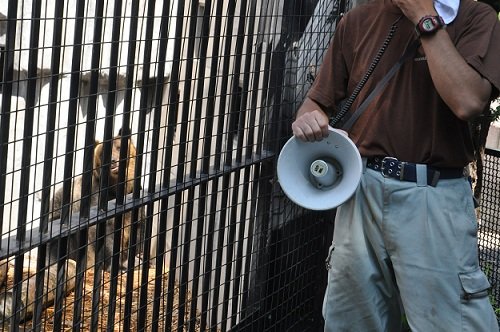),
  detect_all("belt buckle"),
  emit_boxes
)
[381,157,404,179]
